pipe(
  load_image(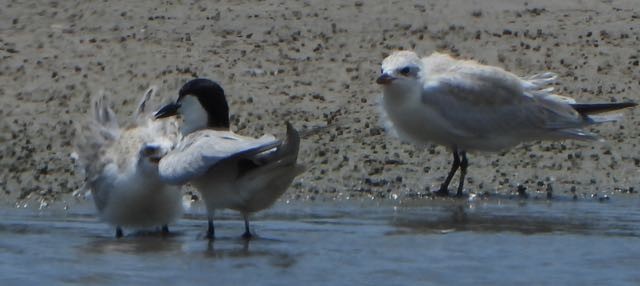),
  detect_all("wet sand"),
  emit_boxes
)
[1,0,639,203]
